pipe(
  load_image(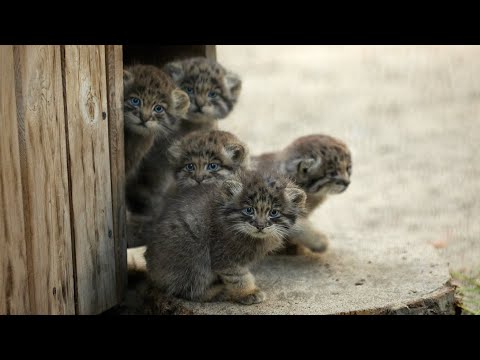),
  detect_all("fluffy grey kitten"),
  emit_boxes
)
[123,64,189,181]
[163,56,242,130]
[144,170,306,305]
[252,134,352,254]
